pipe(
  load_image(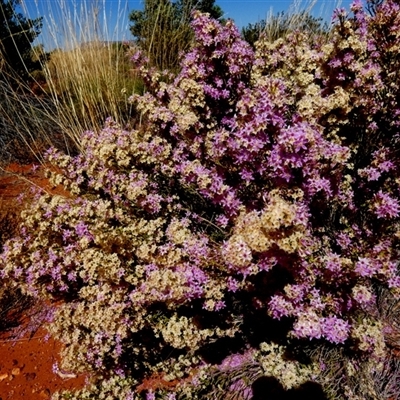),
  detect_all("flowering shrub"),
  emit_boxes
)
[1,1,400,398]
